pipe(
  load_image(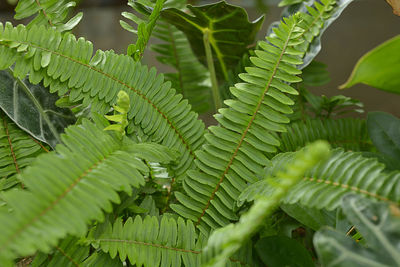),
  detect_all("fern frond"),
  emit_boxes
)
[296,0,335,57]
[0,120,177,261]
[152,21,211,113]
[279,118,372,152]
[31,236,90,267]
[90,215,202,267]
[0,22,205,181]
[239,148,400,210]
[121,0,166,60]
[0,111,47,190]
[14,0,82,32]
[171,13,305,234]
[202,141,331,267]
[89,215,253,267]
